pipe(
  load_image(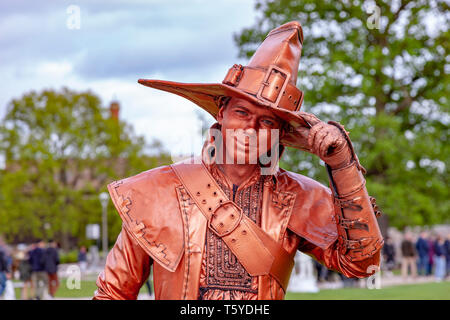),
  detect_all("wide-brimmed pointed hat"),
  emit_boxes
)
[138,21,310,148]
